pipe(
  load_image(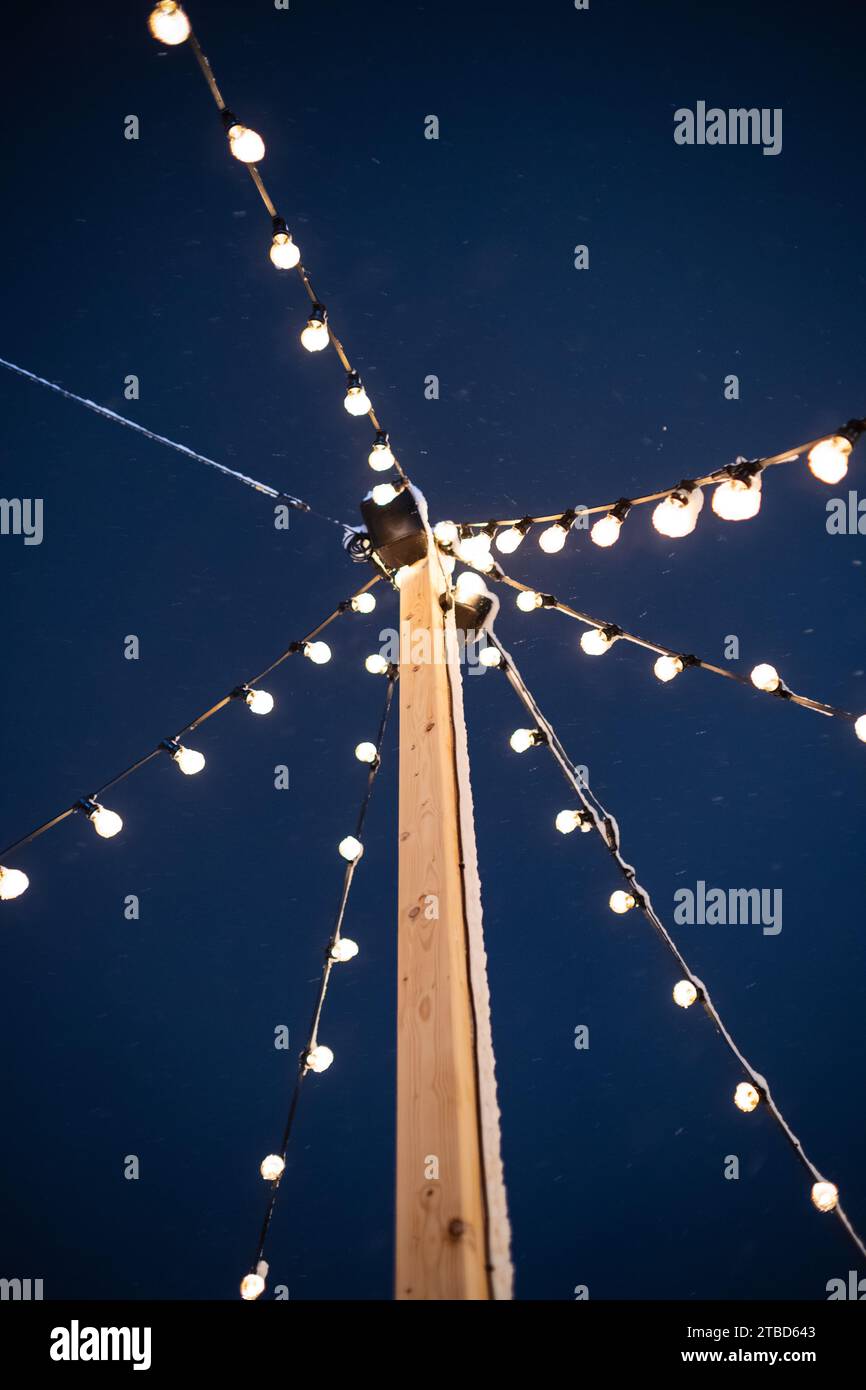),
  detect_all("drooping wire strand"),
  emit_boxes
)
[487,566,860,728]
[0,356,348,529]
[250,672,397,1279]
[487,629,866,1260]
[0,576,380,862]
